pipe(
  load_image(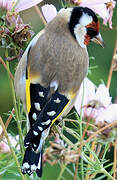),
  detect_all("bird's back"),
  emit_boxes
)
[28,14,89,95]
